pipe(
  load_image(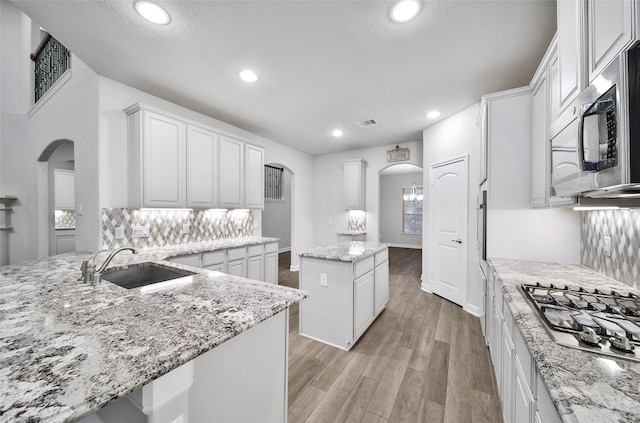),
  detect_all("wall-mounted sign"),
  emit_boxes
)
[387,145,410,162]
